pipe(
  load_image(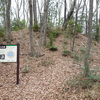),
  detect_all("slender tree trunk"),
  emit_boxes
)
[37,0,41,24]
[43,13,47,46]
[84,0,93,77]
[95,0,99,42]
[26,6,29,26]
[71,0,82,51]
[63,0,76,29]
[23,0,25,21]
[64,0,67,24]
[33,0,37,24]
[2,1,6,33]
[58,2,63,27]
[6,0,11,44]
[85,4,88,35]
[81,0,86,24]
[18,0,20,20]
[15,0,20,20]
[43,0,49,46]
[37,0,50,57]
[29,0,35,56]
[99,9,100,44]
